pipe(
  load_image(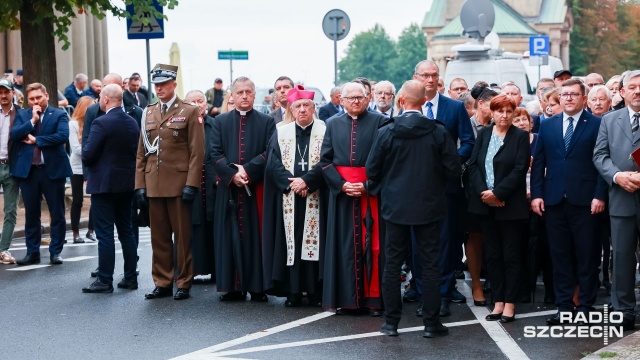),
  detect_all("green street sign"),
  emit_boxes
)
[218,50,249,60]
